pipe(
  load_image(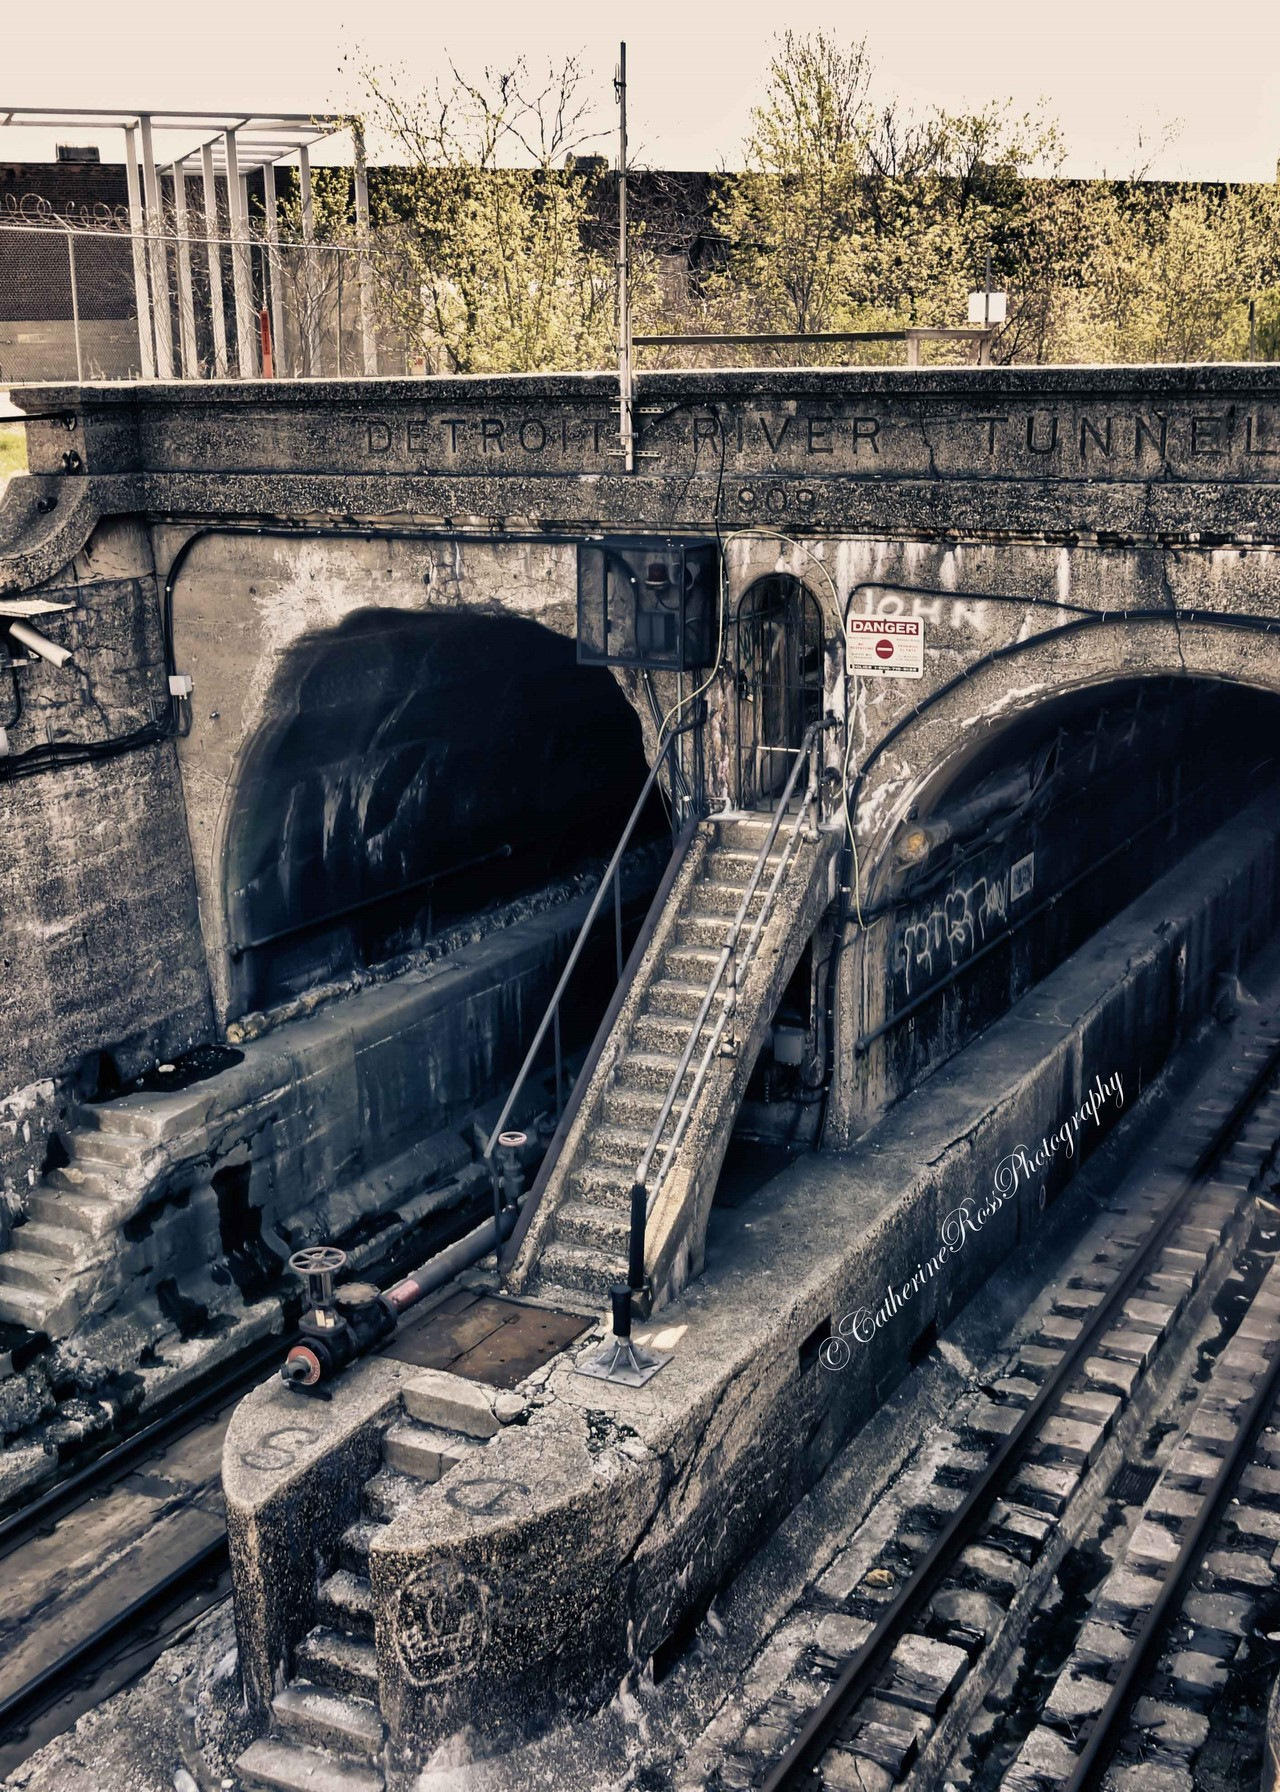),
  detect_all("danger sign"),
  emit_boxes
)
[846,614,925,679]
